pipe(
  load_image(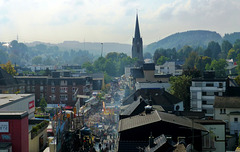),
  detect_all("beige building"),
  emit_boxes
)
[214,96,240,135]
